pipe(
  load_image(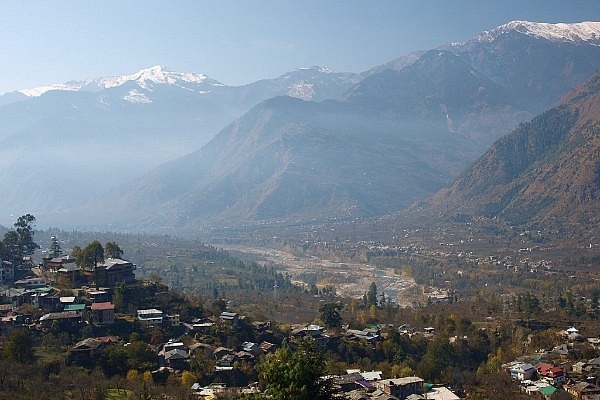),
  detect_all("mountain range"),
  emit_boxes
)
[2,20,600,231]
